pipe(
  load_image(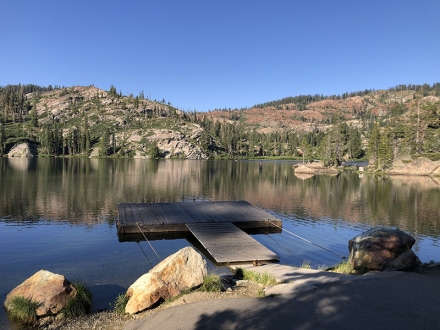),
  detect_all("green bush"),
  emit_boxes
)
[234,268,244,280]
[113,293,129,315]
[200,273,223,292]
[300,260,312,269]
[7,296,39,324]
[326,260,358,274]
[63,281,93,317]
[238,268,278,287]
